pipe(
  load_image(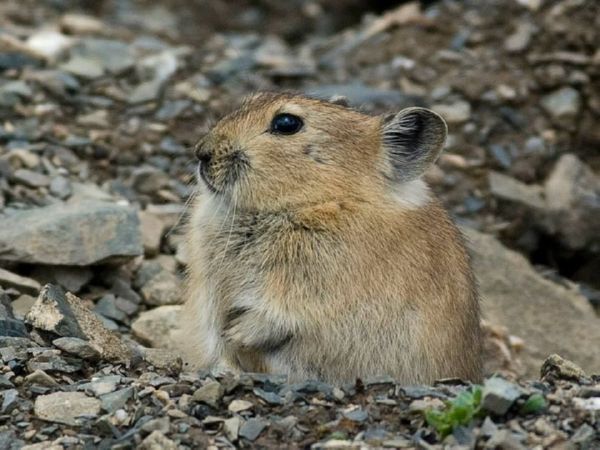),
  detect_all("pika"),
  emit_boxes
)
[180,92,482,384]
